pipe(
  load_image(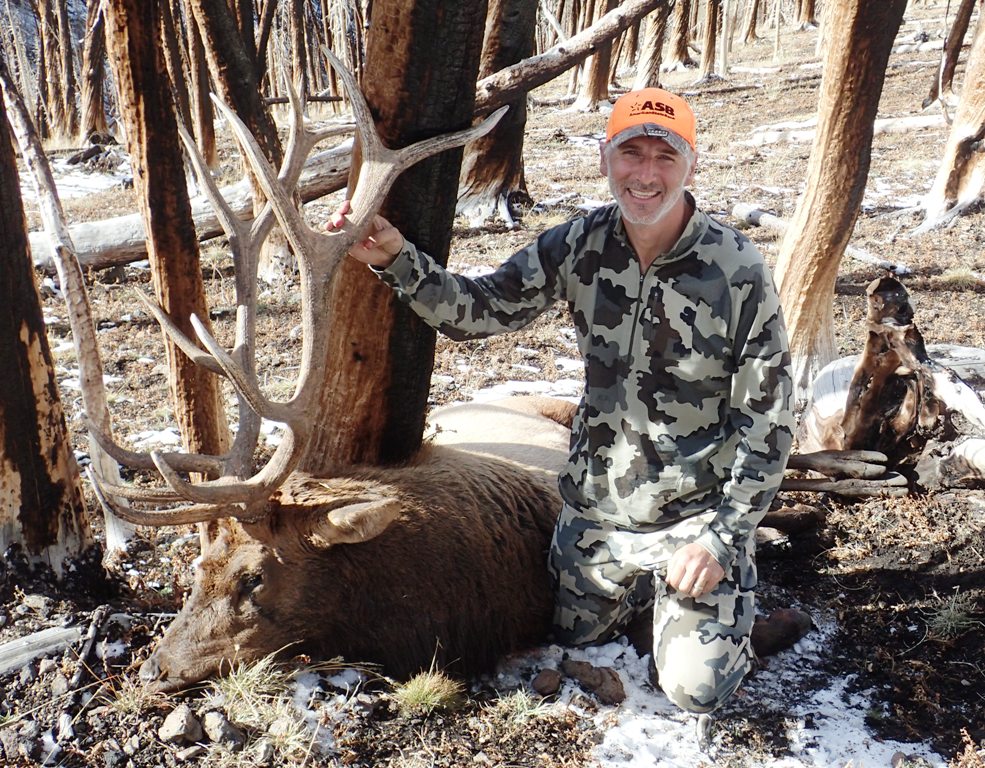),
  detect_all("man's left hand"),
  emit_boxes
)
[666,543,725,598]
